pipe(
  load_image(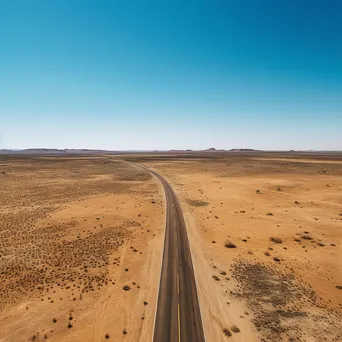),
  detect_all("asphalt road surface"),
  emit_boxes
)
[146,168,205,342]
